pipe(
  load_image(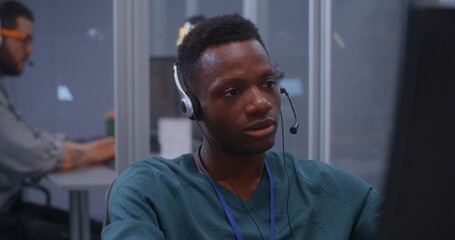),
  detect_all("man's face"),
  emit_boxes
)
[0,16,33,76]
[196,40,281,155]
